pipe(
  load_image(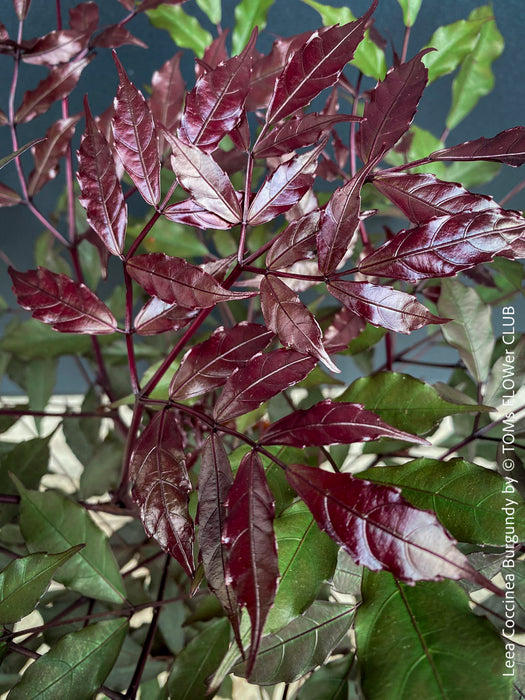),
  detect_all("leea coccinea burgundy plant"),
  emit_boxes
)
[1,0,525,697]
